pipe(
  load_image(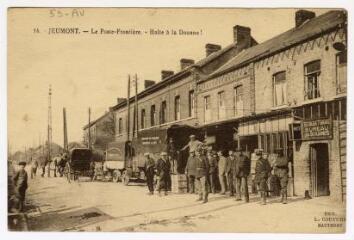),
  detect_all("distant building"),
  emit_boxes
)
[83,111,116,151]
